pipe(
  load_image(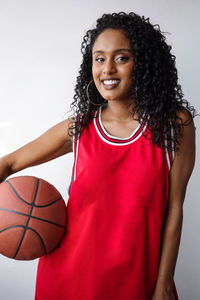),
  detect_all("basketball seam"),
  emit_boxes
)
[0,207,66,228]
[13,178,40,259]
[6,180,62,207]
[0,225,47,256]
